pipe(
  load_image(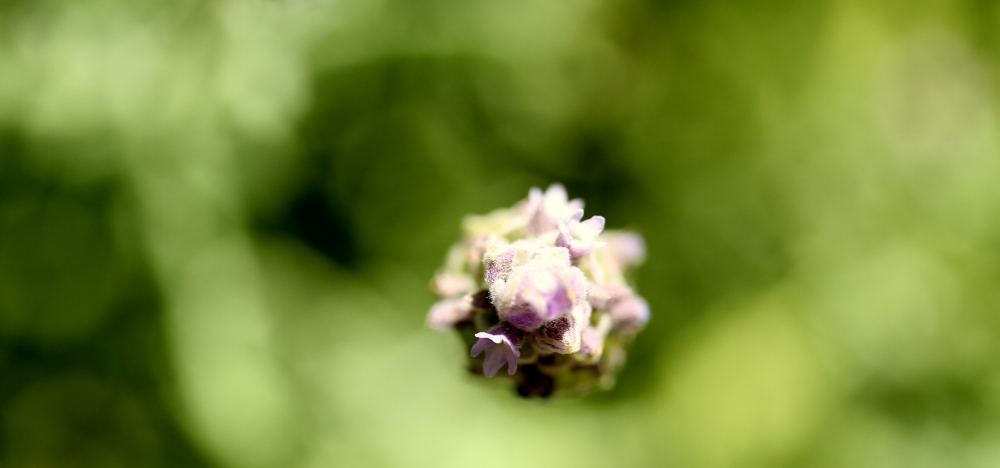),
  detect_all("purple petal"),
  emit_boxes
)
[503,264,586,327]
[503,304,545,330]
[482,348,507,377]
[527,184,586,233]
[556,220,573,246]
[557,217,607,260]
[470,334,496,357]
[505,351,518,376]
[565,240,606,260]
[544,288,574,319]
[578,216,605,238]
[522,267,559,296]
[568,209,585,223]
